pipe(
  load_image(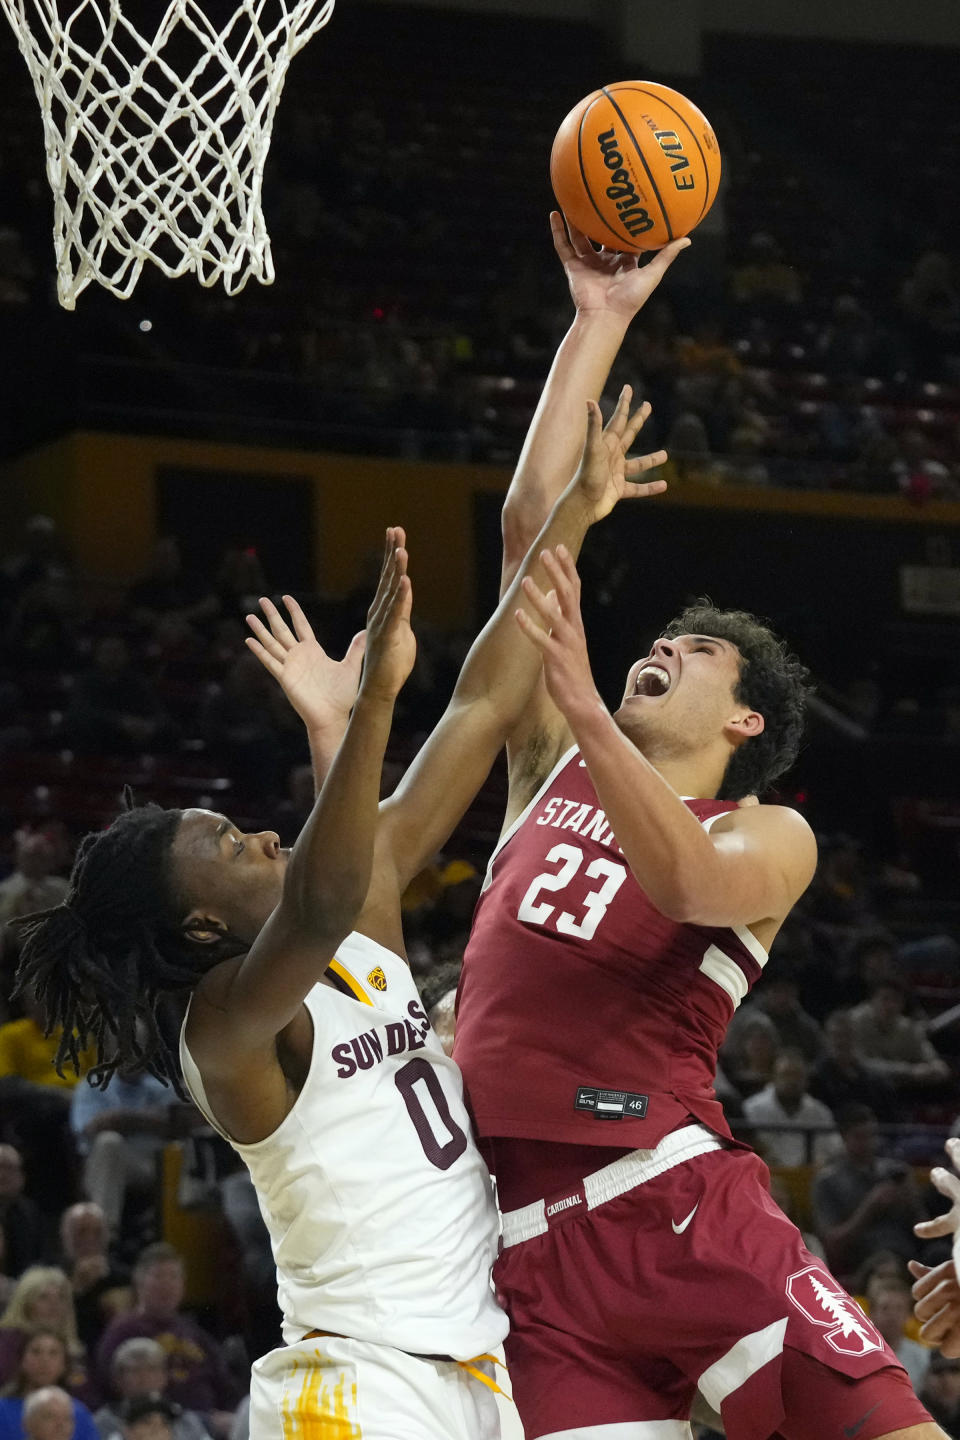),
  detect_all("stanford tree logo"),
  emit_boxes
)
[786,1265,882,1357]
